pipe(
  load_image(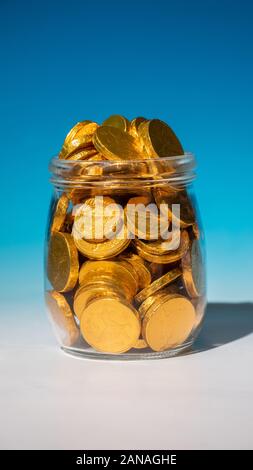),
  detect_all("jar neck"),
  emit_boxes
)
[49,153,196,190]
